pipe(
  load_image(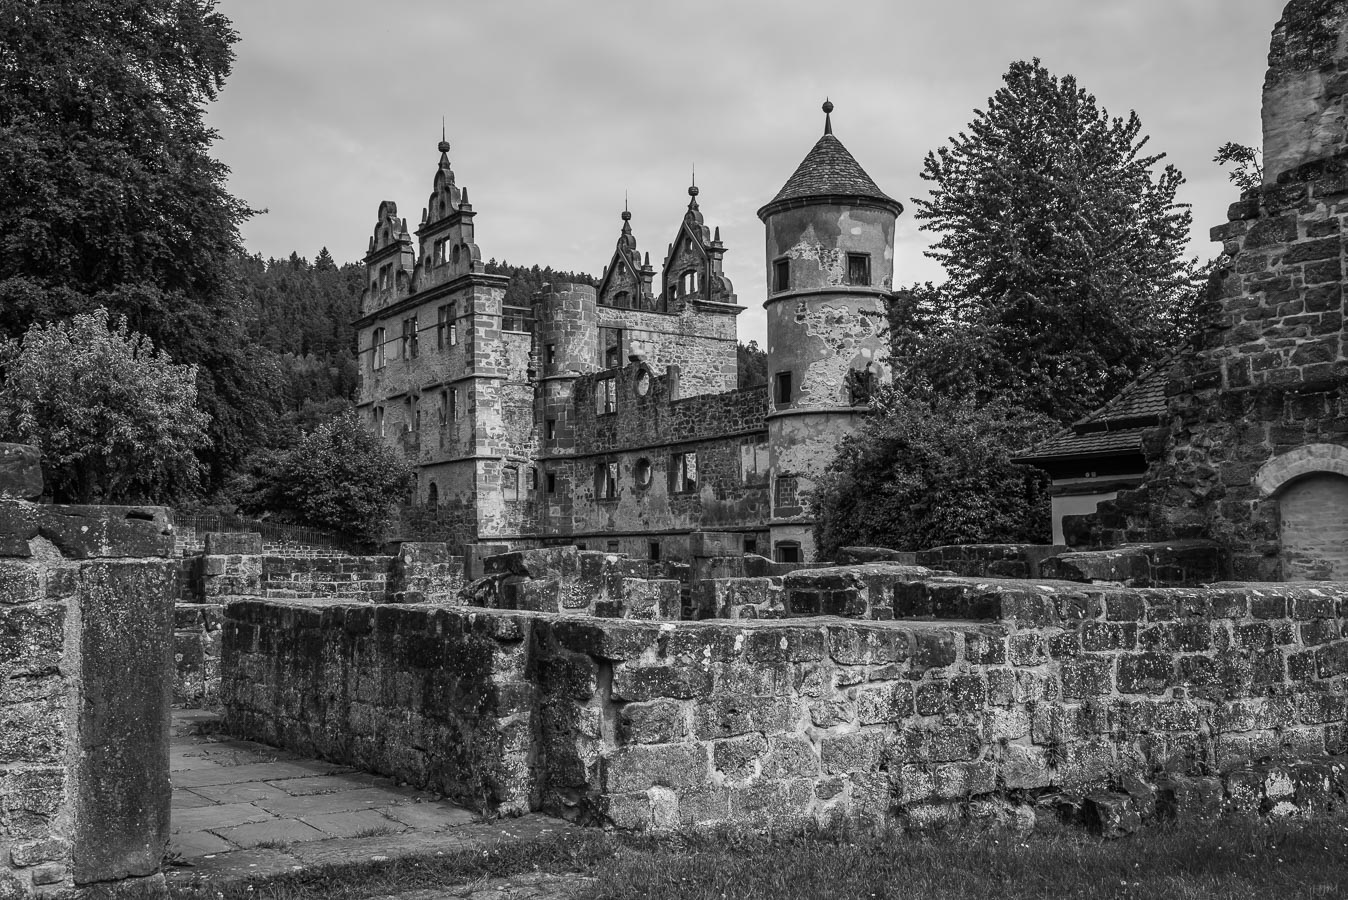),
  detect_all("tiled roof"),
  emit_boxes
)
[1075,365,1169,428]
[1016,425,1155,461]
[760,134,899,215]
